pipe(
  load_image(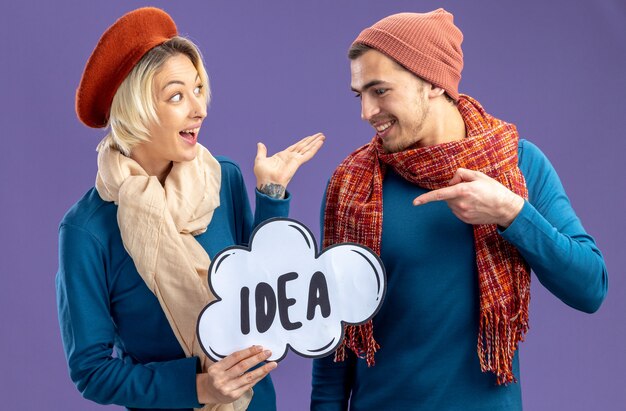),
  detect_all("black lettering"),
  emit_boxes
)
[307,271,331,320]
[240,287,250,335]
[255,282,276,333]
[277,272,302,331]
